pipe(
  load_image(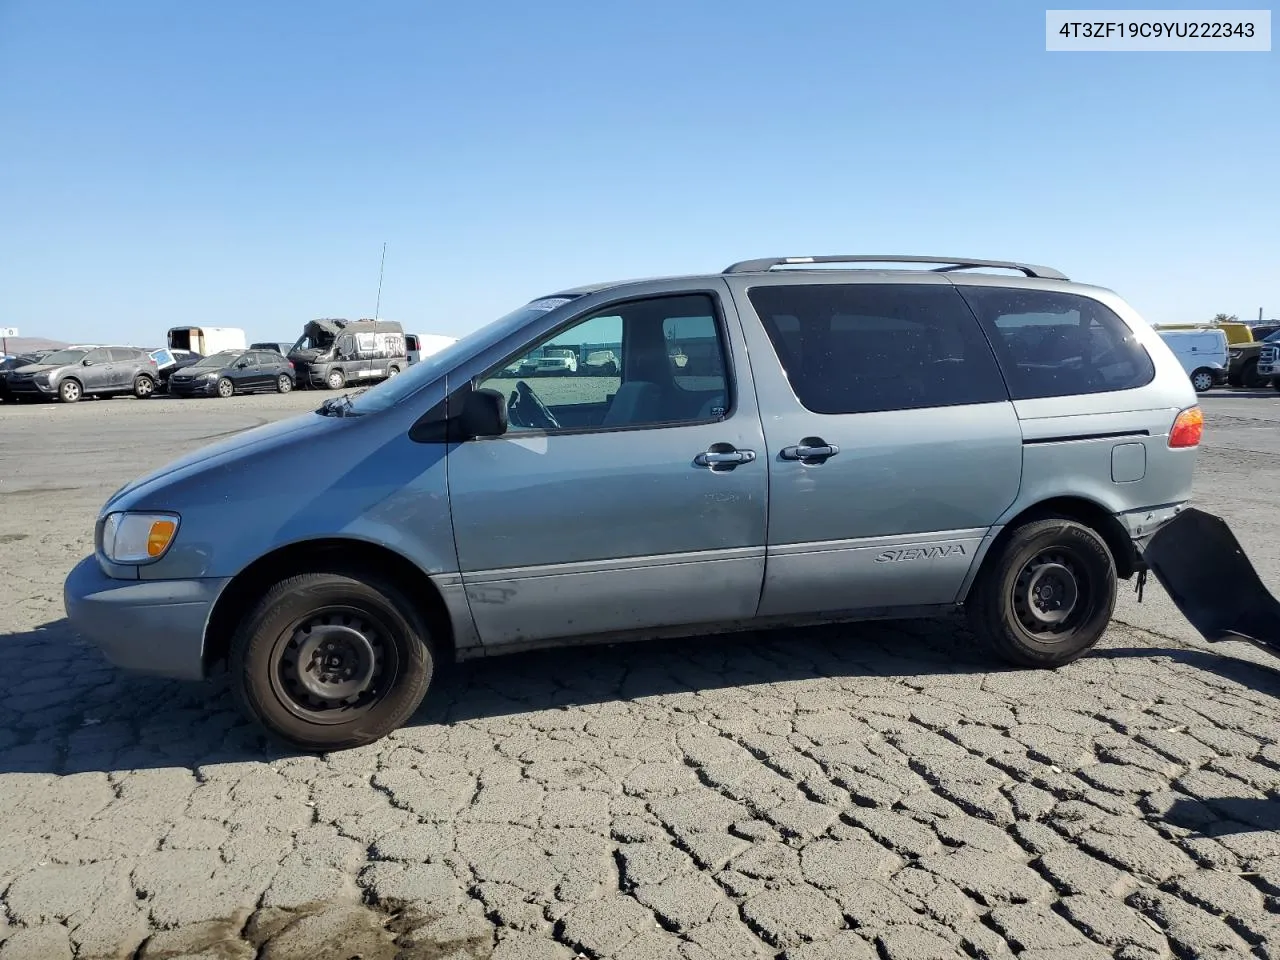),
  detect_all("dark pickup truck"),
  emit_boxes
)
[1227,324,1280,387]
